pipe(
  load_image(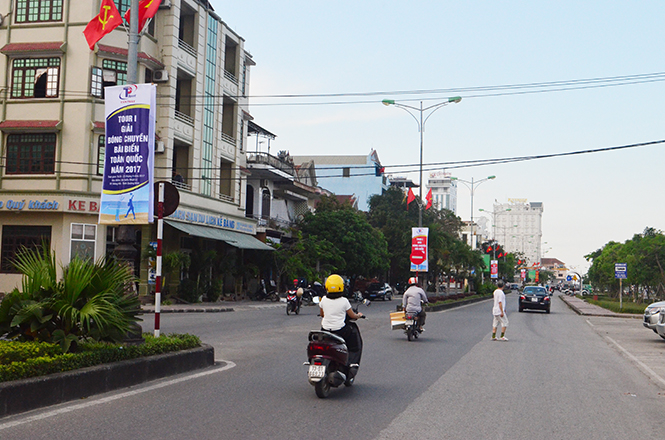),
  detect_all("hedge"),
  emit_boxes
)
[0,333,201,383]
